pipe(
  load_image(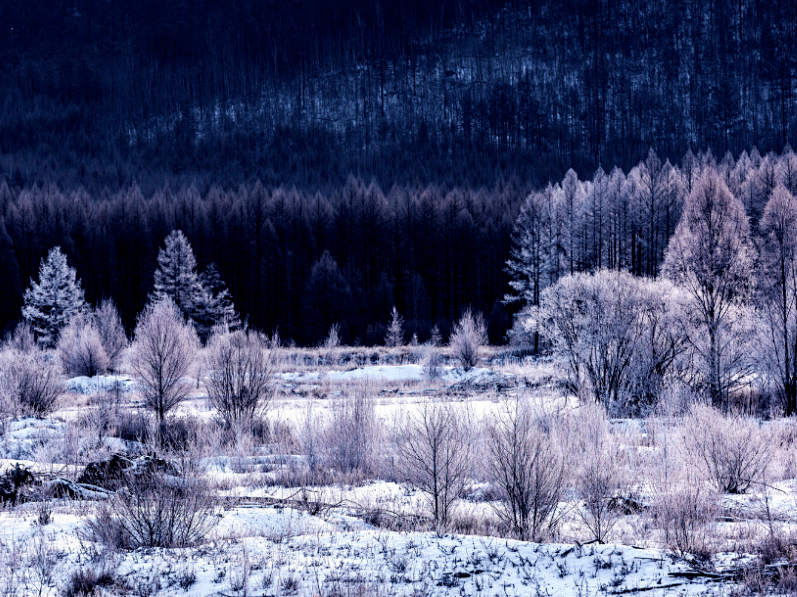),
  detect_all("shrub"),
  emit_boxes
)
[323,382,380,478]
[63,566,116,597]
[94,299,128,372]
[89,465,217,549]
[205,329,276,426]
[57,315,110,377]
[574,405,627,542]
[396,401,471,528]
[450,308,487,371]
[487,397,568,541]
[681,405,772,494]
[0,348,62,417]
